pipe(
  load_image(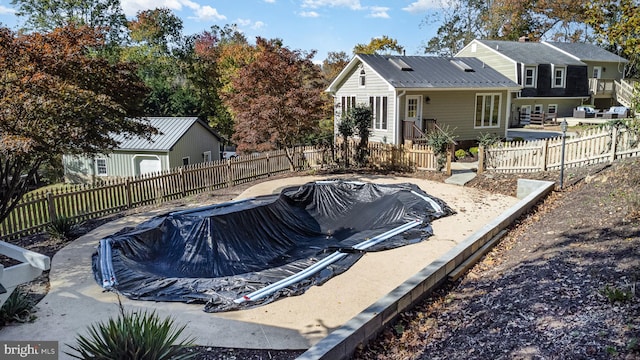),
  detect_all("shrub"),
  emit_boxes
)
[46,216,77,240]
[426,125,457,170]
[454,149,467,159]
[66,302,196,360]
[477,132,501,147]
[0,289,36,326]
[469,147,479,156]
[511,137,525,143]
[601,284,634,303]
